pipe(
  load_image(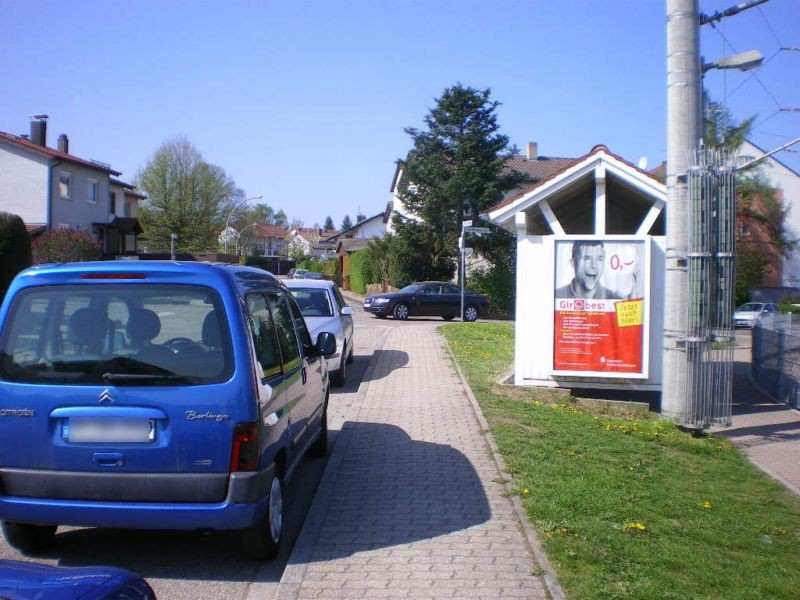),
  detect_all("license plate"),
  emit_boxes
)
[67,418,155,443]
